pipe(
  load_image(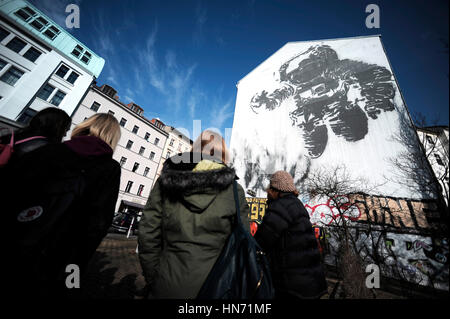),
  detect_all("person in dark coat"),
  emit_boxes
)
[3,113,121,299]
[138,130,250,299]
[0,107,71,163]
[254,170,328,299]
